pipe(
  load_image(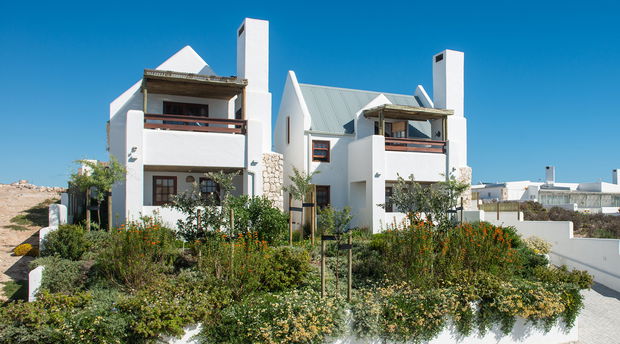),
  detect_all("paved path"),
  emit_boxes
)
[579,283,620,343]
